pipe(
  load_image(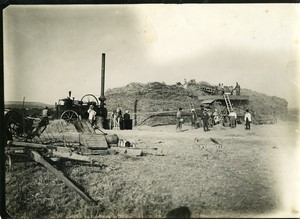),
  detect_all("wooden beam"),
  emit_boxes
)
[11,141,48,149]
[30,150,96,205]
[52,151,93,163]
[111,147,143,156]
